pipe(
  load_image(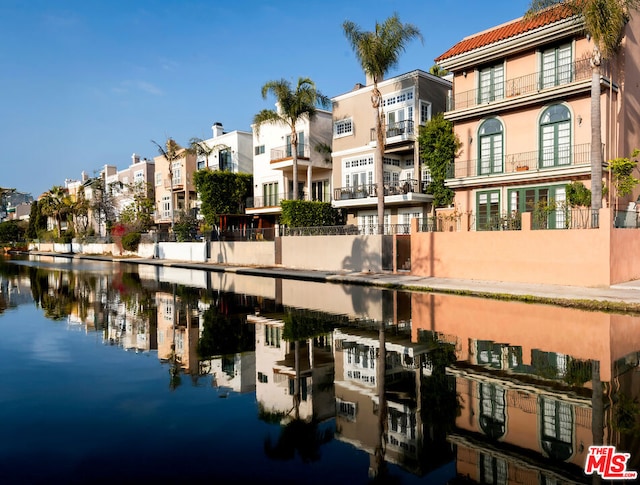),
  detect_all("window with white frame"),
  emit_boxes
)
[134,170,144,184]
[343,155,374,187]
[384,88,415,136]
[172,162,181,185]
[155,172,162,187]
[162,195,171,218]
[419,101,432,125]
[254,145,265,156]
[334,118,353,138]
